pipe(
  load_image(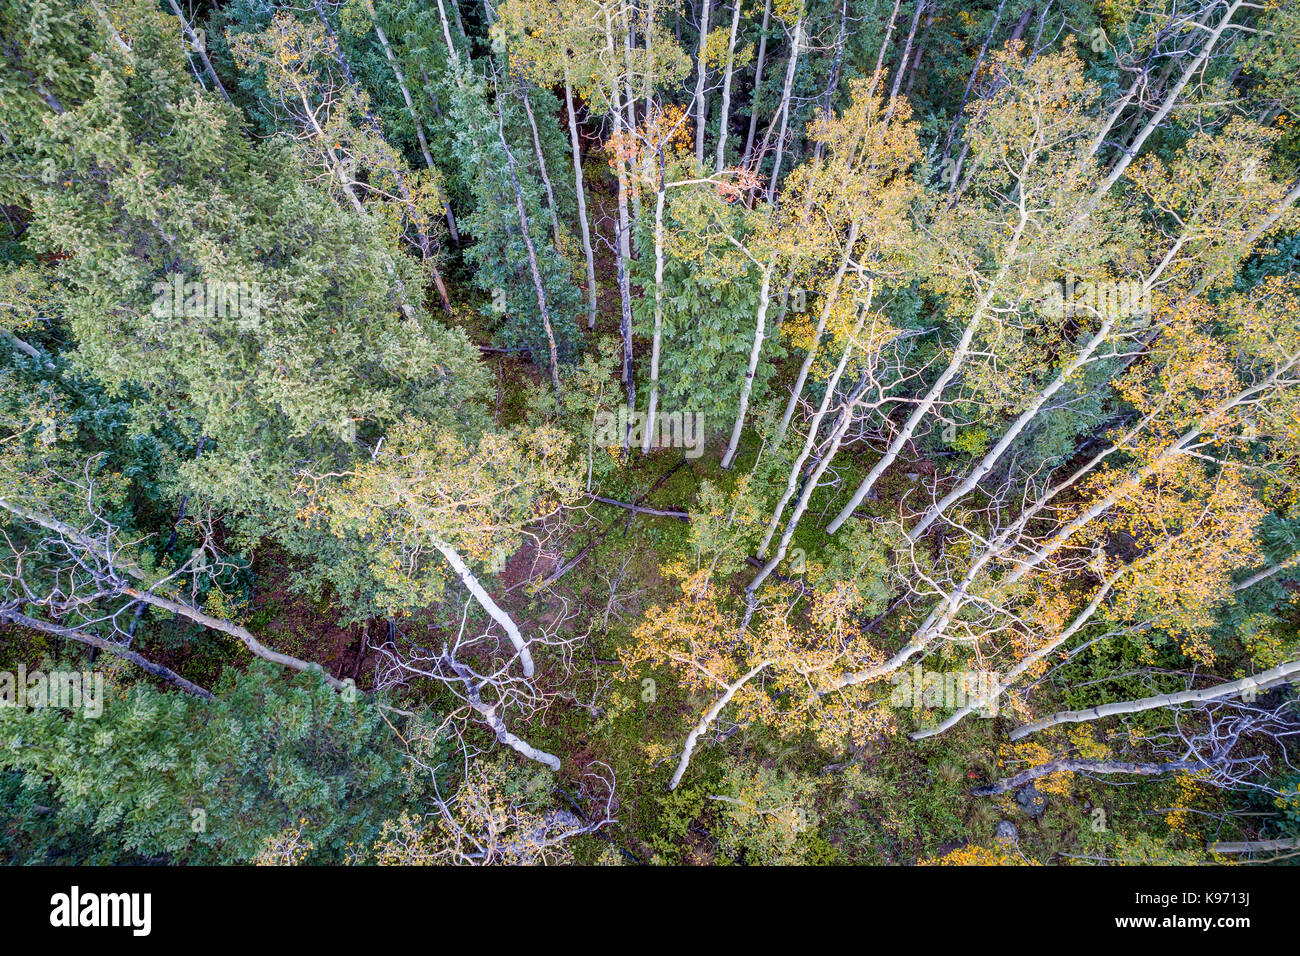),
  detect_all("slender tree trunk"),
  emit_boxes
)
[518,77,563,250]
[433,539,535,677]
[907,315,1117,540]
[1010,657,1300,741]
[721,258,775,469]
[563,72,600,328]
[886,0,925,118]
[669,661,771,789]
[167,0,231,103]
[973,759,1205,796]
[826,198,1031,533]
[1089,0,1244,208]
[813,0,850,163]
[776,220,860,443]
[124,587,346,688]
[644,161,668,453]
[758,279,873,559]
[909,568,1126,740]
[714,0,743,172]
[499,116,562,396]
[2,609,214,698]
[693,0,714,167]
[941,0,1004,167]
[742,0,772,167]
[749,369,869,594]
[603,10,637,448]
[365,0,459,244]
[447,658,559,769]
[868,0,903,98]
[764,17,803,204]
